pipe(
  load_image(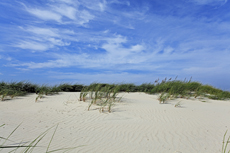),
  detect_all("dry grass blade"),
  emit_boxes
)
[0,123,22,150]
[158,92,170,104]
[88,100,94,111]
[35,94,44,102]
[108,100,115,113]
[222,130,230,153]
[0,124,5,128]
[22,127,51,153]
[174,101,182,108]
[99,99,108,113]
[83,93,88,102]
[47,146,85,153]
[46,124,59,153]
